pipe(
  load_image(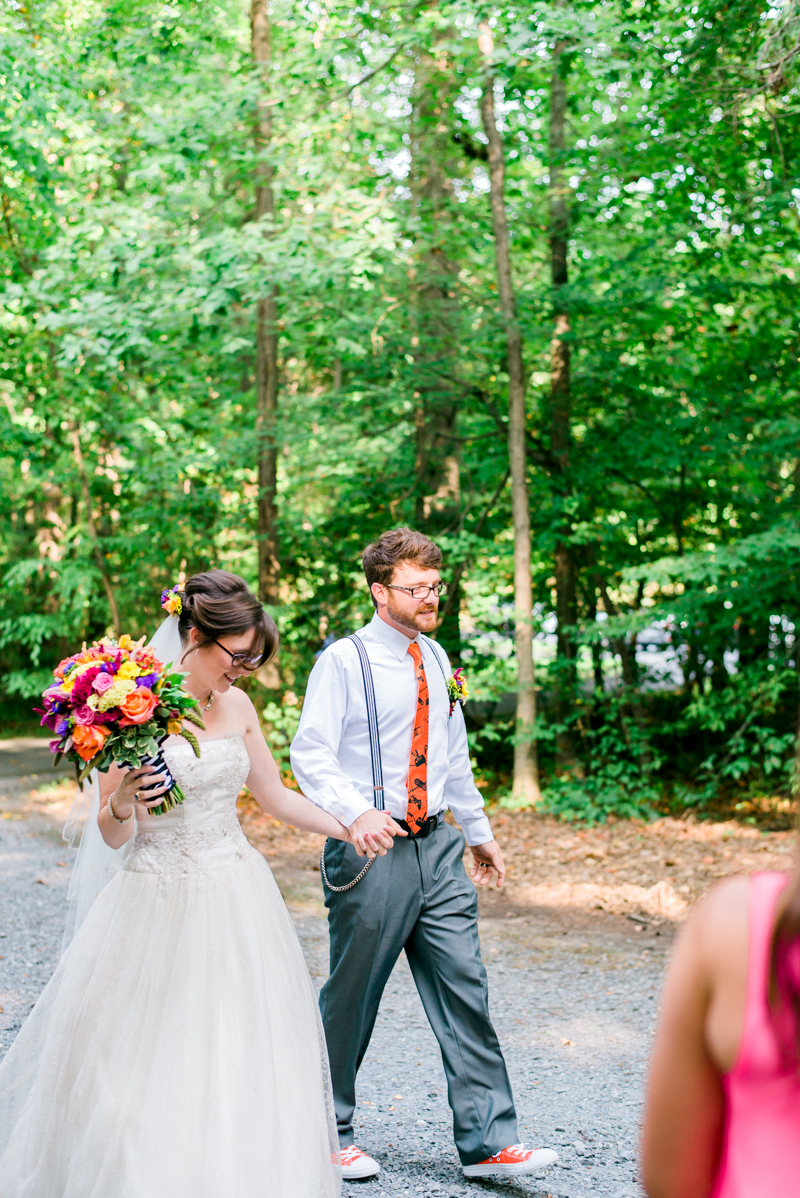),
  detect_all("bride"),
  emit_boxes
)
[0,570,395,1198]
